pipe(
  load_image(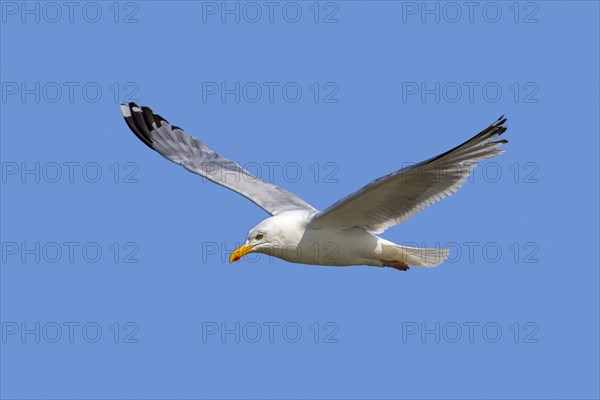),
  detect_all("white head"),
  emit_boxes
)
[229,212,307,263]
